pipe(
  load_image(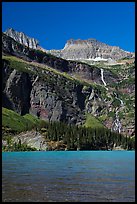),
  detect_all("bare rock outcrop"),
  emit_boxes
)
[4,28,134,61]
[48,38,134,61]
[2,31,135,137]
[5,28,39,49]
